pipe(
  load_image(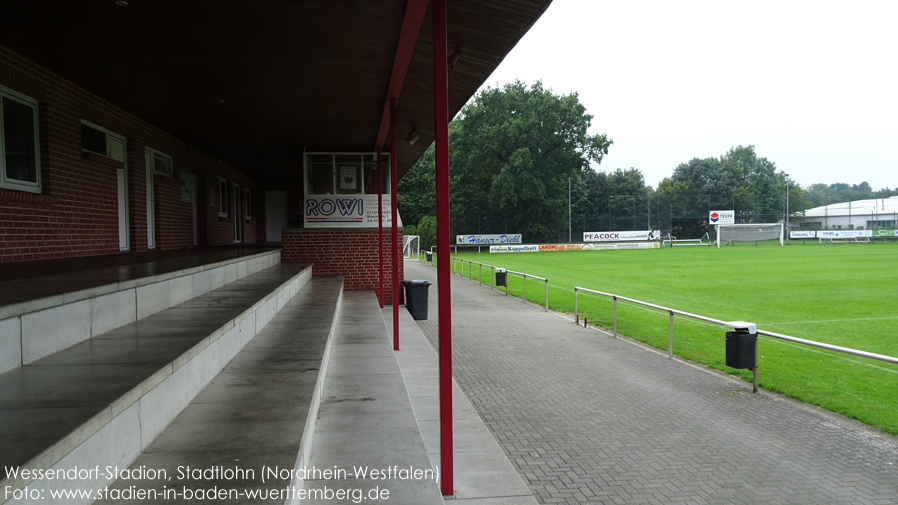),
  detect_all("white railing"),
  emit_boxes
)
[450,257,549,312]
[574,286,898,392]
